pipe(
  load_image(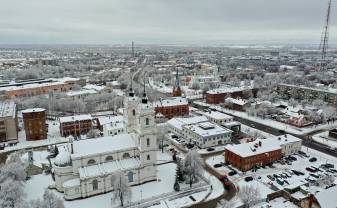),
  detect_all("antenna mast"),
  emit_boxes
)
[319,0,332,71]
